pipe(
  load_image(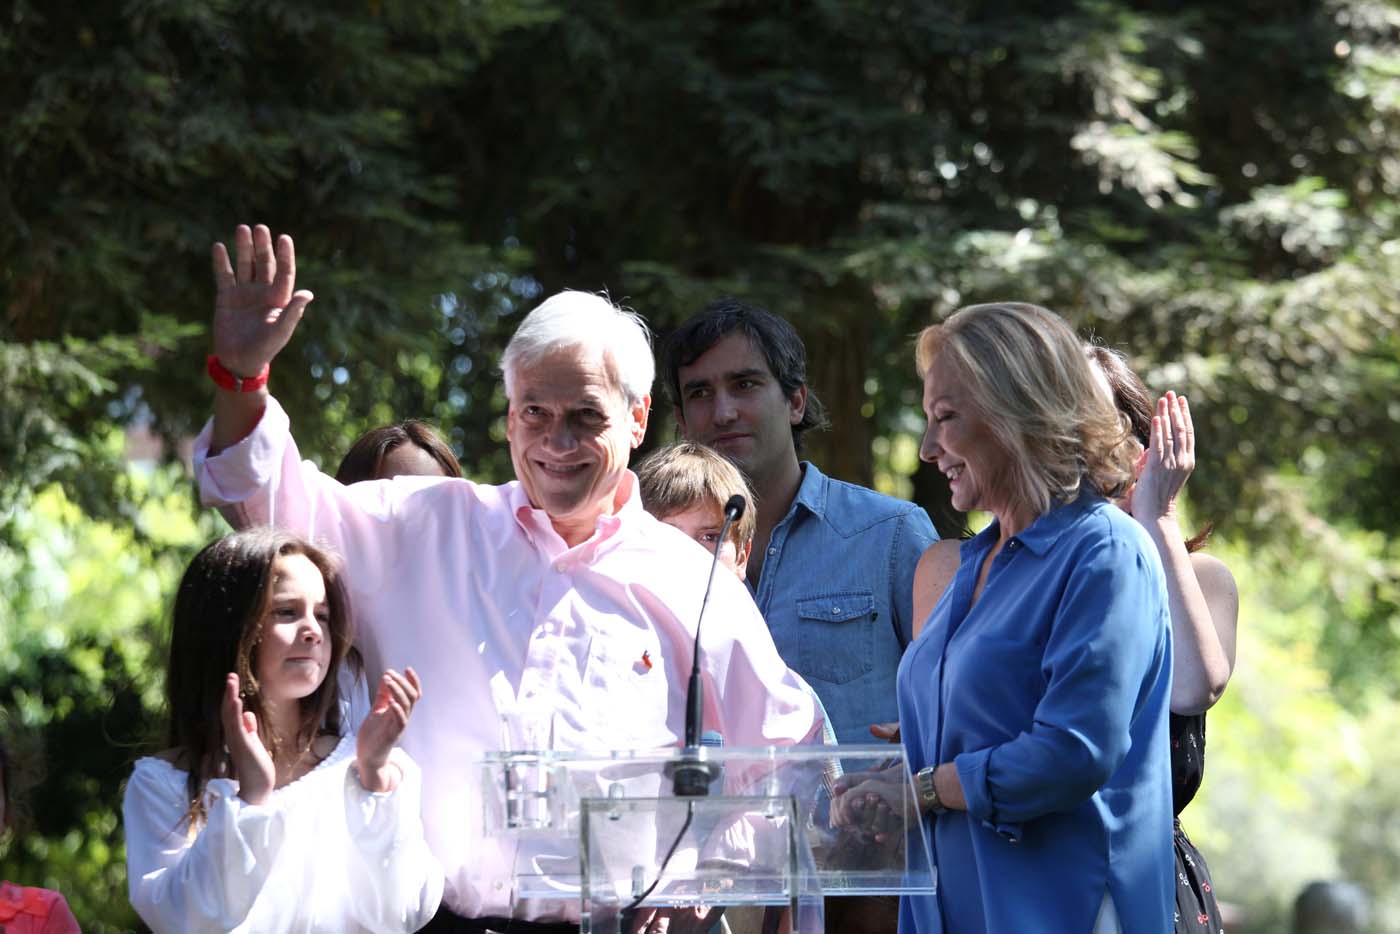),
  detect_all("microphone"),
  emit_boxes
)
[670,494,746,796]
